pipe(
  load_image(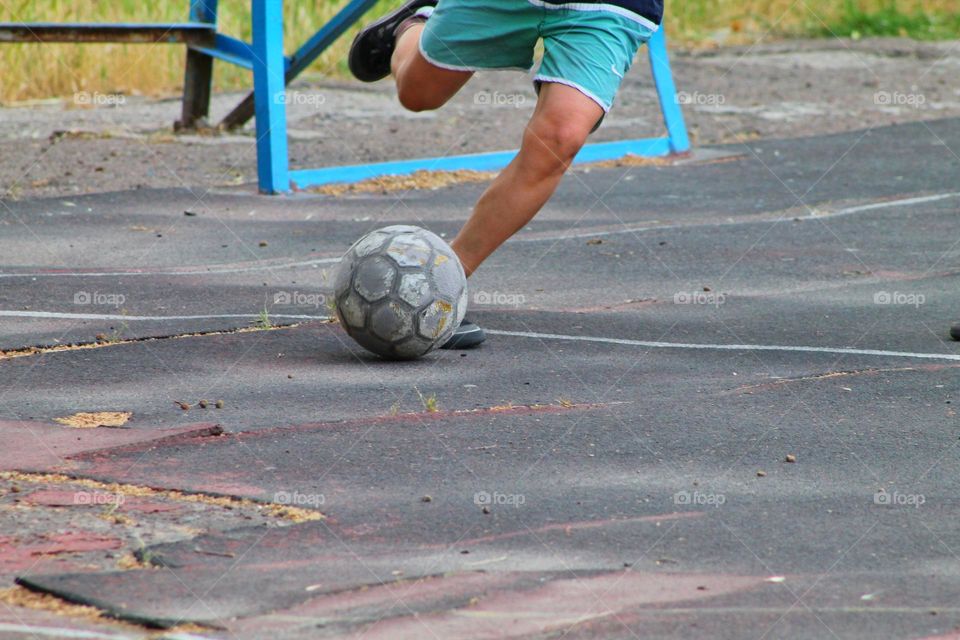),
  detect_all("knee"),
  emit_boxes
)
[397,84,446,112]
[523,118,590,172]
